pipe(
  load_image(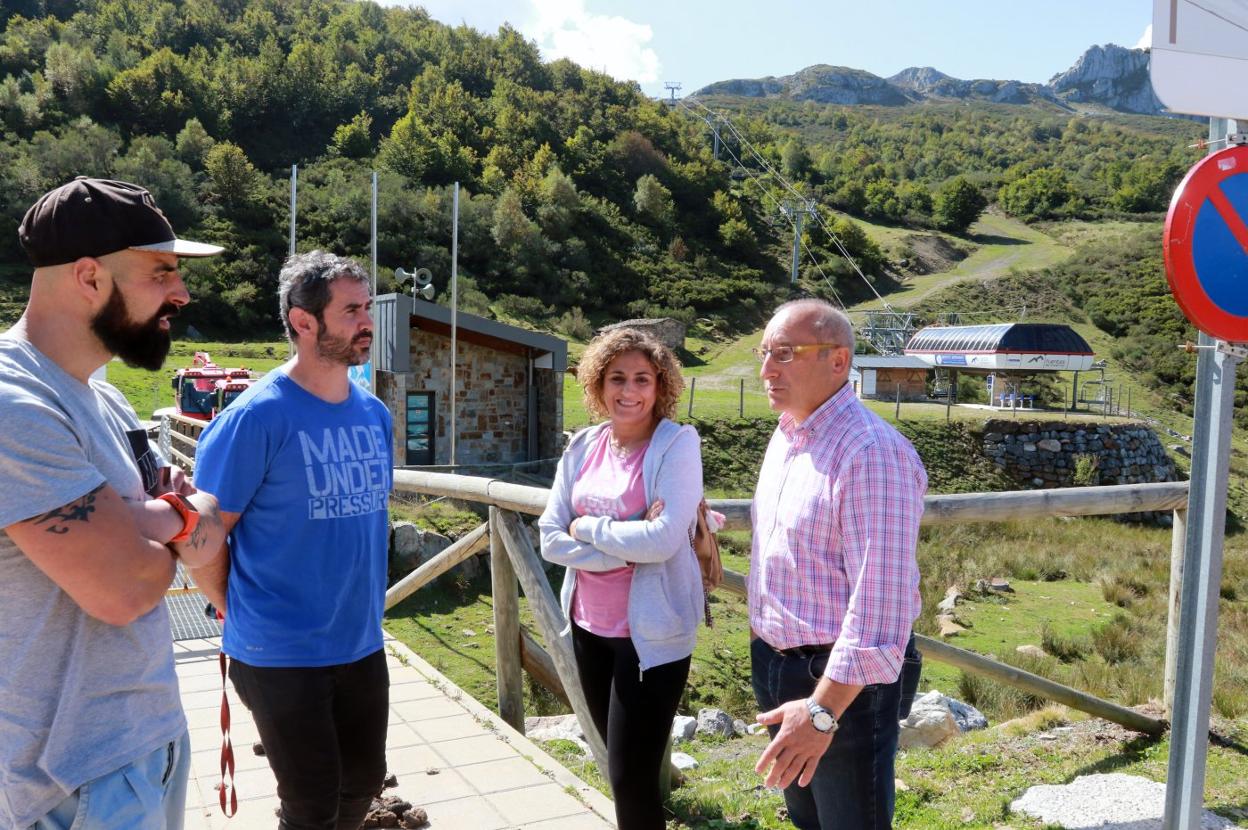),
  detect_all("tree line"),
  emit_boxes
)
[0,1,1207,340]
